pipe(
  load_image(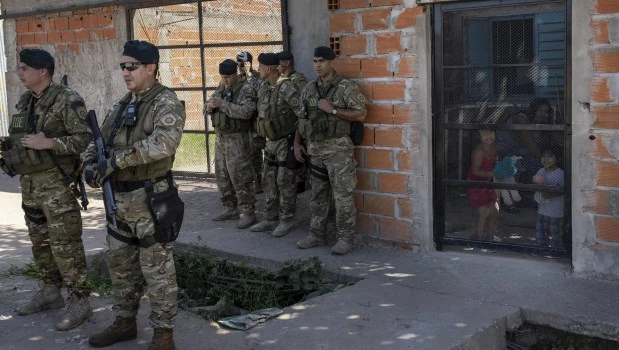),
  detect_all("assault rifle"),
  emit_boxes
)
[86,110,117,226]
